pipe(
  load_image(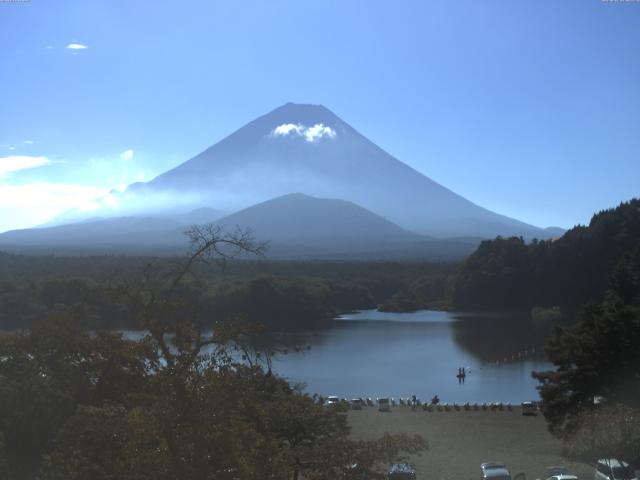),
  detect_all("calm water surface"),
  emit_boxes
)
[266,310,553,403]
[121,309,554,403]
